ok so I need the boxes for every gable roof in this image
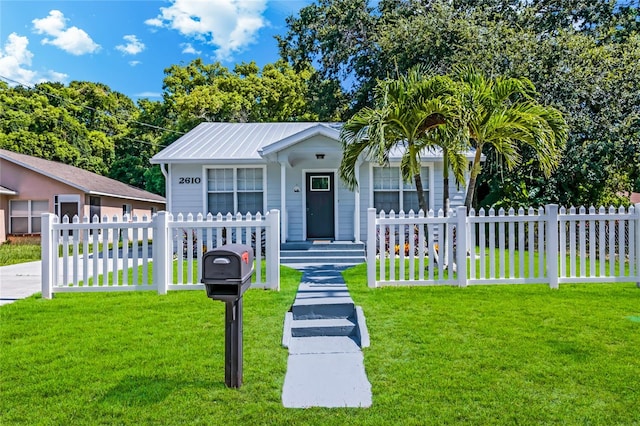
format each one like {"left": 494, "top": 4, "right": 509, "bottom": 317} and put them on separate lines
{"left": 0, "top": 149, "right": 165, "bottom": 204}
{"left": 150, "top": 122, "right": 476, "bottom": 165}
{"left": 151, "top": 122, "right": 341, "bottom": 164}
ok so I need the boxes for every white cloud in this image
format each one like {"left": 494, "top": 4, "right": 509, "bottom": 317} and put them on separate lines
{"left": 146, "top": 0, "right": 268, "bottom": 61}
{"left": 134, "top": 91, "right": 162, "bottom": 99}
{"left": 32, "top": 10, "right": 66, "bottom": 35}
{"left": 181, "top": 43, "right": 201, "bottom": 55}
{"left": 129, "top": 60, "right": 141, "bottom": 67}
{"left": 0, "top": 32, "right": 68, "bottom": 86}
{"left": 32, "top": 10, "right": 100, "bottom": 55}
{"left": 116, "top": 35, "right": 145, "bottom": 55}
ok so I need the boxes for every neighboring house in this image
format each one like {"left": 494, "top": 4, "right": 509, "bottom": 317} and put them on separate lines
{"left": 0, "top": 149, "right": 166, "bottom": 243}
{"left": 150, "top": 122, "right": 473, "bottom": 243}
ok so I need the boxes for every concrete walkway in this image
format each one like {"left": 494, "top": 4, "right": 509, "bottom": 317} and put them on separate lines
{"left": 281, "top": 265, "right": 372, "bottom": 408}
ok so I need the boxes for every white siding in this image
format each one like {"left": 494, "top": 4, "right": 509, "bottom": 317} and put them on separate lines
{"left": 266, "top": 164, "right": 281, "bottom": 212}
{"left": 285, "top": 167, "right": 304, "bottom": 241}
{"left": 278, "top": 135, "right": 346, "bottom": 241}
{"left": 165, "top": 134, "right": 467, "bottom": 243}
{"left": 358, "top": 162, "right": 371, "bottom": 241}
{"left": 169, "top": 164, "right": 204, "bottom": 215}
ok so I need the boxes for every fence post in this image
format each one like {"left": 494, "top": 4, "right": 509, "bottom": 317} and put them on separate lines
{"left": 636, "top": 203, "right": 640, "bottom": 288}
{"left": 367, "top": 208, "right": 377, "bottom": 288}
{"left": 456, "top": 206, "right": 468, "bottom": 288}
{"left": 154, "top": 211, "right": 169, "bottom": 295}
{"left": 267, "top": 209, "right": 281, "bottom": 290}
{"left": 41, "top": 213, "right": 55, "bottom": 299}
{"left": 546, "top": 204, "right": 559, "bottom": 289}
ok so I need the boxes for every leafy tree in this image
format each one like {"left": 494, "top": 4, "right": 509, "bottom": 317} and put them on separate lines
{"left": 280, "top": 0, "right": 639, "bottom": 207}
{"left": 161, "top": 59, "right": 321, "bottom": 125}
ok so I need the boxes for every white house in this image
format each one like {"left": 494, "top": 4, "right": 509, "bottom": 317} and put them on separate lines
{"left": 150, "top": 122, "right": 472, "bottom": 243}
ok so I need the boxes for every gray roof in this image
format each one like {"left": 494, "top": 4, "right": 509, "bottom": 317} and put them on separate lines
{"left": 150, "top": 122, "right": 475, "bottom": 164}
{"left": 0, "top": 149, "right": 165, "bottom": 204}
{"left": 151, "top": 122, "right": 342, "bottom": 164}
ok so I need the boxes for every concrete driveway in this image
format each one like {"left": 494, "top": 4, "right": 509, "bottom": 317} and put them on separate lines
{"left": 0, "top": 261, "right": 42, "bottom": 306}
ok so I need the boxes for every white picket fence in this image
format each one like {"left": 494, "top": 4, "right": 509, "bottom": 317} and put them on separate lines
{"left": 366, "top": 204, "right": 640, "bottom": 288}
{"left": 41, "top": 210, "right": 281, "bottom": 298}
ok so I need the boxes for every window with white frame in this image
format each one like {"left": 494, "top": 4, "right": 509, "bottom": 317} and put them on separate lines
{"left": 372, "top": 166, "right": 429, "bottom": 213}
{"left": 9, "top": 200, "right": 49, "bottom": 234}
{"left": 207, "top": 167, "right": 264, "bottom": 215}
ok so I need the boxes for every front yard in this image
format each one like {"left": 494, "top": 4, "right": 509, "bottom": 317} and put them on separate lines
{"left": 1, "top": 264, "right": 639, "bottom": 425}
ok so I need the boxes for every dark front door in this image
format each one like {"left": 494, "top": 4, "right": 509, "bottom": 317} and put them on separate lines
{"left": 306, "top": 172, "right": 335, "bottom": 239}
{"left": 59, "top": 201, "right": 79, "bottom": 237}
{"left": 60, "top": 202, "right": 79, "bottom": 220}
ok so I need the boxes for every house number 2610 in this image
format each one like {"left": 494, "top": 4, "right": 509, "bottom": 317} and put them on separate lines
{"left": 178, "top": 177, "right": 201, "bottom": 184}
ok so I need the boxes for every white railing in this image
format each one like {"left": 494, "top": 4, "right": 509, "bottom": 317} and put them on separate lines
{"left": 41, "top": 210, "right": 281, "bottom": 298}
{"left": 367, "top": 204, "right": 640, "bottom": 288}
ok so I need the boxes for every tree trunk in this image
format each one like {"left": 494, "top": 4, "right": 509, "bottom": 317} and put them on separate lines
{"left": 443, "top": 148, "right": 450, "bottom": 217}
{"left": 464, "top": 145, "right": 483, "bottom": 209}
{"left": 415, "top": 172, "right": 440, "bottom": 265}
{"left": 415, "top": 173, "right": 428, "bottom": 213}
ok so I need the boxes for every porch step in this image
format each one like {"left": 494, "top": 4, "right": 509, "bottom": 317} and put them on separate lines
{"left": 281, "top": 249, "right": 363, "bottom": 258}
{"left": 281, "top": 242, "right": 365, "bottom": 251}
{"left": 280, "top": 242, "right": 366, "bottom": 266}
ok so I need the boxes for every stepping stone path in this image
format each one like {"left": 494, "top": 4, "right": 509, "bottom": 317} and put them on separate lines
{"left": 281, "top": 265, "right": 372, "bottom": 408}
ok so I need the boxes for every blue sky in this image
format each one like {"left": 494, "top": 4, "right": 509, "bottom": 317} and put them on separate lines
{"left": 0, "top": 0, "right": 312, "bottom": 100}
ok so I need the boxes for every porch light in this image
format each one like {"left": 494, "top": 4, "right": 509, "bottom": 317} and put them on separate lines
{"left": 293, "top": 185, "right": 301, "bottom": 193}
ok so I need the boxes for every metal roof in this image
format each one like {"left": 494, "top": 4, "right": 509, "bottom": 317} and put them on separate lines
{"left": 150, "top": 121, "right": 476, "bottom": 164}
{"left": 0, "top": 149, "right": 165, "bottom": 204}
{"left": 151, "top": 122, "right": 342, "bottom": 164}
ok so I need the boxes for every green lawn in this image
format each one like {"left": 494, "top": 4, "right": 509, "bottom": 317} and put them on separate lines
{"left": 378, "top": 247, "right": 629, "bottom": 281}
{"left": 2, "top": 264, "right": 640, "bottom": 424}
{"left": 0, "top": 237, "right": 41, "bottom": 266}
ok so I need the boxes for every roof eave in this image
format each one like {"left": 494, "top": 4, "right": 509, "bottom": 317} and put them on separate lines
{"left": 88, "top": 191, "right": 166, "bottom": 204}
{"left": 150, "top": 158, "right": 266, "bottom": 165}
{"left": 259, "top": 125, "right": 340, "bottom": 157}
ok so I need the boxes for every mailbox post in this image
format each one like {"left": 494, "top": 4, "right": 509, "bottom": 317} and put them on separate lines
{"left": 201, "top": 244, "right": 254, "bottom": 388}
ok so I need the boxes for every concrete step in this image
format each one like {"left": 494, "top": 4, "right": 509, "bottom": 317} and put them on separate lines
{"left": 292, "top": 298, "right": 355, "bottom": 320}
{"left": 280, "top": 256, "right": 366, "bottom": 264}
{"left": 281, "top": 249, "right": 365, "bottom": 258}
{"left": 280, "top": 242, "right": 366, "bottom": 267}
{"left": 290, "top": 317, "right": 357, "bottom": 338}
{"left": 281, "top": 242, "right": 365, "bottom": 251}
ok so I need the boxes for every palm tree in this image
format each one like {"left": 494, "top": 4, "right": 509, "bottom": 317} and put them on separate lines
{"left": 427, "top": 124, "right": 469, "bottom": 213}
{"left": 339, "top": 66, "right": 460, "bottom": 214}
{"left": 455, "top": 66, "right": 569, "bottom": 209}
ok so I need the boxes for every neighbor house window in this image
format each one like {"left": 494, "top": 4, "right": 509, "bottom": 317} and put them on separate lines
{"left": 372, "top": 166, "right": 429, "bottom": 213}
{"left": 122, "top": 204, "right": 132, "bottom": 217}
{"left": 207, "top": 167, "right": 264, "bottom": 215}
{"left": 9, "top": 200, "right": 49, "bottom": 234}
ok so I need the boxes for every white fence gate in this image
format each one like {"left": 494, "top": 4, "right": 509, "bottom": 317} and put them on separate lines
{"left": 367, "top": 204, "right": 640, "bottom": 288}
{"left": 41, "top": 210, "right": 281, "bottom": 298}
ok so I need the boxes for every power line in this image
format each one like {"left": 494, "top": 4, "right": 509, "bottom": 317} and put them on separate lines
{"left": 0, "top": 100, "right": 167, "bottom": 150}
{"left": 0, "top": 74, "right": 186, "bottom": 137}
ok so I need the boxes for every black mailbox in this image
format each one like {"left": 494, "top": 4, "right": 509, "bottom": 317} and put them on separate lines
{"left": 201, "top": 244, "right": 254, "bottom": 302}
{"left": 201, "top": 243, "right": 255, "bottom": 388}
